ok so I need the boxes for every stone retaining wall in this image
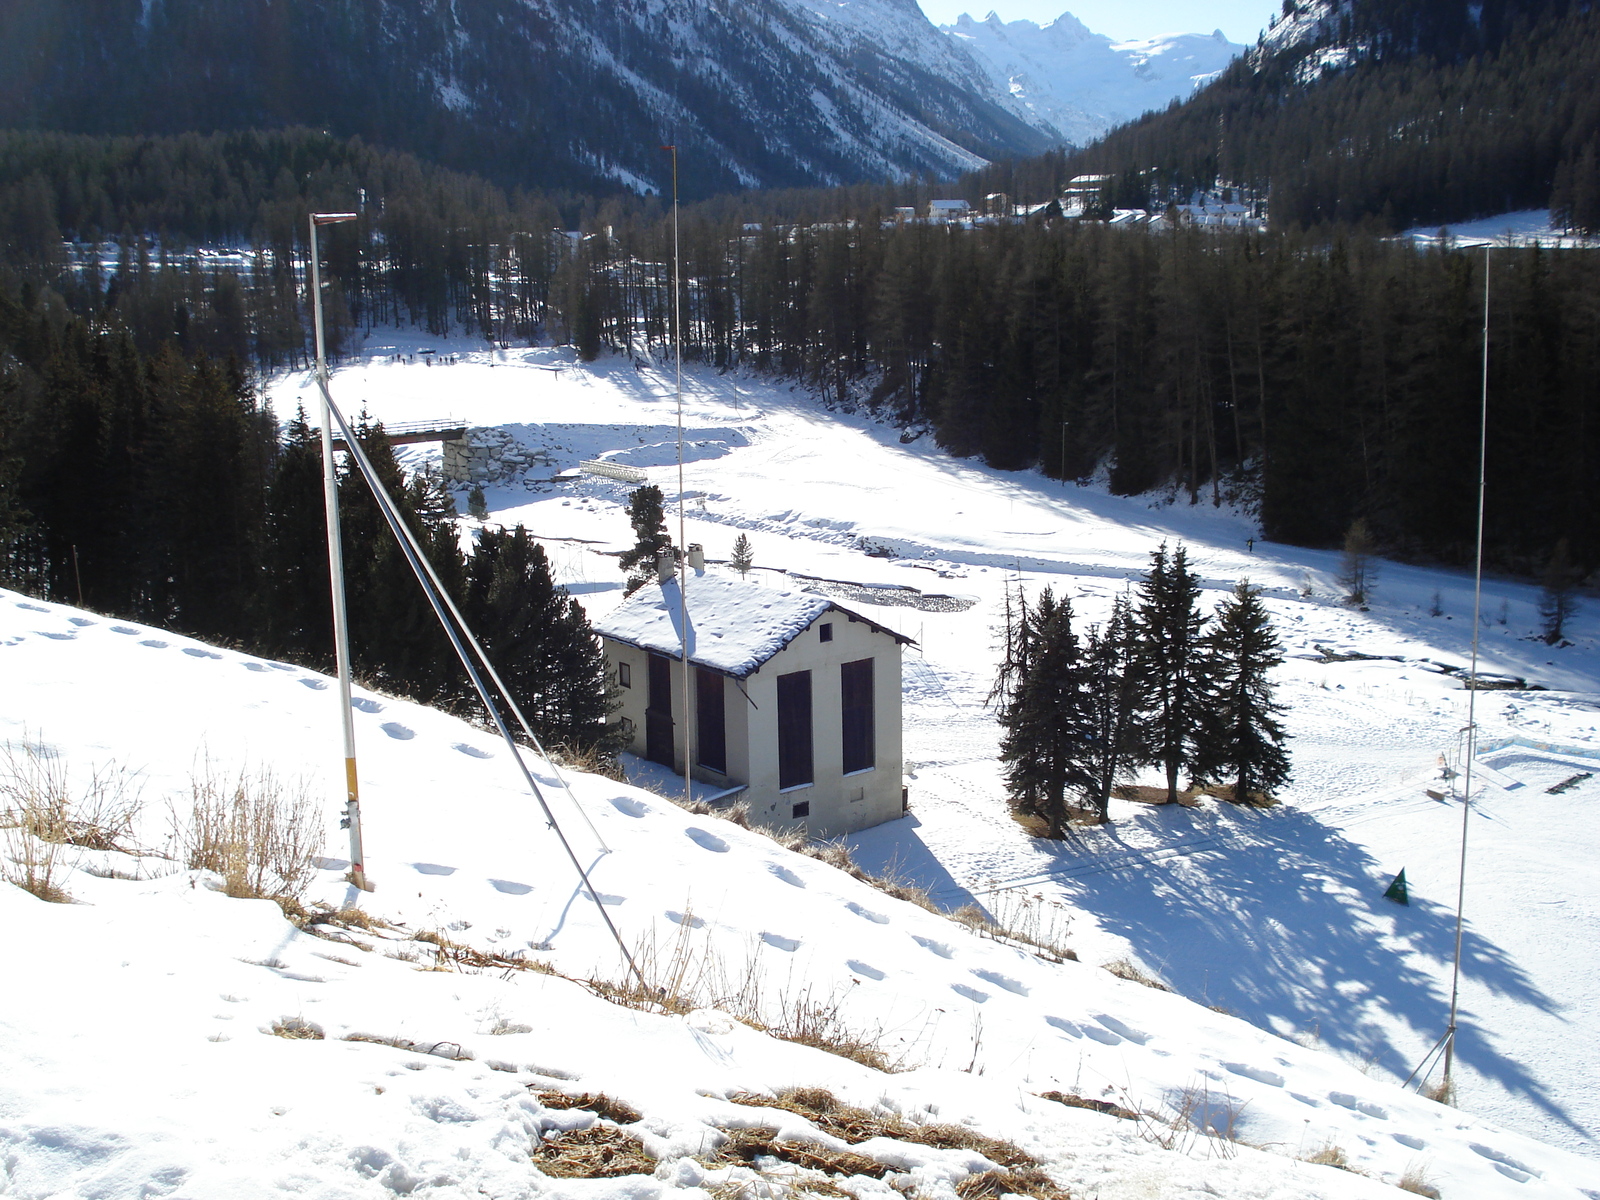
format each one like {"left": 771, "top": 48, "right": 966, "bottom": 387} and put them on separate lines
{"left": 441, "top": 428, "right": 551, "bottom": 485}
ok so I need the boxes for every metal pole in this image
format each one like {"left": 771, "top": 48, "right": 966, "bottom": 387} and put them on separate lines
{"left": 309, "top": 211, "right": 371, "bottom": 892}
{"left": 1441, "top": 244, "right": 1492, "bottom": 1095}
{"left": 664, "top": 145, "right": 692, "bottom": 808}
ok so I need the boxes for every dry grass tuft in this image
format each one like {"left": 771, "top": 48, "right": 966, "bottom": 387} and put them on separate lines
{"left": 730, "top": 1089, "right": 1038, "bottom": 1168}
{"left": 532, "top": 1126, "right": 655, "bottom": 1178}
{"left": 1398, "top": 1164, "right": 1441, "bottom": 1197}
{"left": 533, "top": 1090, "right": 643, "bottom": 1125}
{"left": 1, "top": 741, "right": 145, "bottom": 901}
{"left": 1199, "top": 784, "right": 1279, "bottom": 808}
{"left": 1038, "top": 1091, "right": 1137, "bottom": 1121}
{"left": 174, "top": 761, "right": 322, "bottom": 903}
{"left": 271, "top": 1017, "right": 324, "bottom": 1040}
{"left": 1305, "top": 1143, "right": 1350, "bottom": 1170}
{"left": 955, "top": 1168, "right": 1067, "bottom": 1200}
{"left": 344, "top": 1032, "right": 473, "bottom": 1060}
{"left": 1112, "top": 785, "right": 1203, "bottom": 807}
{"left": 1103, "top": 958, "right": 1171, "bottom": 991}
{"left": 707, "top": 1125, "right": 890, "bottom": 1179}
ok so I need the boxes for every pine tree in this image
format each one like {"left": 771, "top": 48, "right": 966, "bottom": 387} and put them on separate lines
{"left": 463, "top": 525, "right": 619, "bottom": 756}
{"left": 1081, "top": 594, "right": 1145, "bottom": 823}
{"left": 1134, "top": 541, "right": 1214, "bottom": 804}
{"left": 467, "top": 484, "right": 488, "bottom": 521}
{"left": 1538, "top": 537, "right": 1580, "bottom": 644}
{"left": 997, "top": 587, "right": 1096, "bottom": 835}
{"left": 730, "top": 532, "right": 754, "bottom": 578}
{"left": 618, "top": 484, "right": 670, "bottom": 592}
{"left": 258, "top": 406, "right": 332, "bottom": 662}
{"left": 1195, "top": 580, "right": 1291, "bottom": 801}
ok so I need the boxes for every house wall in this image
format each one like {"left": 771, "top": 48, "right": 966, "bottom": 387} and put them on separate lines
{"left": 601, "top": 612, "right": 903, "bottom": 838}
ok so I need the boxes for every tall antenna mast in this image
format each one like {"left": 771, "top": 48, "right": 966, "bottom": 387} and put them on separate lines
{"left": 664, "top": 145, "right": 692, "bottom": 807}
{"left": 1440, "top": 244, "right": 1493, "bottom": 1094}
{"left": 309, "top": 211, "right": 372, "bottom": 893}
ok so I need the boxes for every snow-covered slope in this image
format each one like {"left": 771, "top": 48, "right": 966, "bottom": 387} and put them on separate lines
{"left": 941, "top": 11, "right": 1245, "bottom": 145}
{"left": 5, "top": 585, "right": 1598, "bottom": 1199}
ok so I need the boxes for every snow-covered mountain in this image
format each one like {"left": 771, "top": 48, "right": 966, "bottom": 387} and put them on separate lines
{"left": 0, "top": 0, "right": 1053, "bottom": 195}
{"left": 939, "top": 11, "right": 1246, "bottom": 146}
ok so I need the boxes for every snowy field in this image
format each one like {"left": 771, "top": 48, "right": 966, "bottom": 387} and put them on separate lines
{"left": 2, "top": 327, "right": 1597, "bottom": 1198}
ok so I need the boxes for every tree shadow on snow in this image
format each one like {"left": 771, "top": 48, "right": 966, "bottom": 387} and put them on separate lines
{"left": 1051, "top": 802, "right": 1586, "bottom": 1137}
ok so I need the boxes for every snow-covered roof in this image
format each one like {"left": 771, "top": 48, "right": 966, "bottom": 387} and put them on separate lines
{"left": 592, "top": 574, "right": 911, "bottom": 678}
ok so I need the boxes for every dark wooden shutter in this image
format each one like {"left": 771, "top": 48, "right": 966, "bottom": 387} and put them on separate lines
{"left": 695, "top": 667, "right": 726, "bottom": 773}
{"left": 776, "top": 669, "right": 813, "bottom": 789}
{"left": 841, "top": 657, "right": 875, "bottom": 774}
{"left": 646, "top": 653, "right": 674, "bottom": 767}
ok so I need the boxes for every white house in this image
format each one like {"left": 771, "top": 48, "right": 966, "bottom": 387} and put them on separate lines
{"left": 926, "top": 199, "right": 971, "bottom": 222}
{"left": 593, "top": 560, "right": 912, "bottom": 839}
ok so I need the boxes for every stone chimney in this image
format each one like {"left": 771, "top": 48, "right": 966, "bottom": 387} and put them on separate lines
{"left": 687, "top": 543, "right": 705, "bottom": 572}
{"left": 657, "top": 550, "right": 676, "bottom": 583}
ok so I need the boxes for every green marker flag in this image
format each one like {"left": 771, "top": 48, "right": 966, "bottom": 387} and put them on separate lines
{"left": 1384, "top": 869, "right": 1410, "bottom": 906}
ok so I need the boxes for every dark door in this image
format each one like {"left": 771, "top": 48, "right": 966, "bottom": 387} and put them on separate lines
{"left": 696, "top": 667, "right": 726, "bottom": 774}
{"left": 777, "top": 669, "right": 813, "bottom": 790}
{"left": 646, "top": 653, "right": 674, "bottom": 767}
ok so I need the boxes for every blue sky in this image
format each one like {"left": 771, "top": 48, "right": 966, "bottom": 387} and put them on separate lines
{"left": 915, "top": 0, "right": 1278, "bottom": 43}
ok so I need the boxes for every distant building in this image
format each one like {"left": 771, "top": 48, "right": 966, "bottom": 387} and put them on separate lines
{"left": 593, "top": 558, "right": 912, "bottom": 838}
{"left": 927, "top": 199, "right": 971, "bottom": 222}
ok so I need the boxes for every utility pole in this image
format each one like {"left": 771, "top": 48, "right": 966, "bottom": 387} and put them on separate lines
{"left": 309, "top": 210, "right": 372, "bottom": 893}
{"left": 663, "top": 146, "right": 692, "bottom": 809}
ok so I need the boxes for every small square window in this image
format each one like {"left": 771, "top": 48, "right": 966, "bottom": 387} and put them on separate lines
{"left": 819, "top": 623, "right": 833, "bottom": 643}
{"left": 618, "top": 662, "right": 632, "bottom": 688}
{"left": 791, "top": 801, "right": 810, "bottom": 818}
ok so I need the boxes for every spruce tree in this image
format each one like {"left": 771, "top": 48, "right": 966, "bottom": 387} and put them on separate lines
{"left": 258, "top": 406, "right": 332, "bottom": 662}
{"left": 730, "top": 532, "right": 754, "bottom": 578}
{"left": 463, "top": 525, "right": 619, "bottom": 756}
{"left": 1081, "top": 594, "right": 1146, "bottom": 823}
{"left": 618, "top": 484, "right": 670, "bottom": 592}
{"left": 1134, "top": 541, "right": 1213, "bottom": 804}
{"left": 1196, "top": 580, "right": 1291, "bottom": 801}
{"left": 997, "top": 587, "right": 1096, "bottom": 835}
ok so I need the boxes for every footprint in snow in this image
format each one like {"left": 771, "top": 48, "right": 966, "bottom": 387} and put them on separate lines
{"left": 241, "top": 662, "right": 269, "bottom": 672}
{"left": 971, "top": 968, "right": 1028, "bottom": 997}
{"left": 411, "top": 862, "right": 457, "bottom": 876}
{"left": 845, "top": 901, "right": 888, "bottom": 924}
{"left": 951, "top": 983, "right": 989, "bottom": 1003}
{"left": 139, "top": 639, "right": 168, "bottom": 649}
{"left": 490, "top": 879, "right": 533, "bottom": 895}
{"left": 766, "top": 863, "right": 805, "bottom": 887}
{"left": 1222, "top": 1062, "right": 1284, "bottom": 1088}
{"left": 1045, "top": 1015, "right": 1082, "bottom": 1038}
{"left": 1328, "top": 1091, "right": 1387, "bottom": 1119}
{"left": 182, "top": 647, "right": 222, "bottom": 659}
{"left": 912, "top": 935, "right": 952, "bottom": 958}
{"left": 1081, "top": 1025, "right": 1123, "bottom": 1046}
{"left": 608, "top": 796, "right": 650, "bottom": 818}
{"left": 582, "top": 889, "right": 625, "bottom": 906}
{"left": 110, "top": 626, "right": 140, "bottom": 635}
{"left": 380, "top": 722, "right": 415, "bottom": 741}
{"left": 16, "top": 603, "right": 48, "bottom": 612}
{"left": 268, "top": 662, "right": 296, "bottom": 672}
{"left": 1392, "top": 1134, "right": 1425, "bottom": 1151}
{"left": 351, "top": 697, "right": 384, "bottom": 713}
{"left": 846, "top": 959, "right": 885, "bottom": 980}
{"left": 684, "top": 827, "right": 728, "bottom": 853}
{"left": 298, "top": 678, "right": 328, "bottom": 690}
{"left": 68, "top": 617, "right": 95, "bottom": 626}
{"left": 312, "top": 856, "right": 350, "bottom": 871}
{"left": 761, "top": 931, "right": 799, "bottom": 951}
{"left": 1095, "top": 1015, "right": 1149, "bottom": 1045}
{"left": 36, "top": 631, "right": 76, "bottom": 640}
{"left": 1471, "top": 1145, "right": 1538, "bottom": 1181}
{"left": 452, "top": 742, "right": 492, "bottom": 759}
{"left": 668, "top": 910, "right": 706, "bottom": 929}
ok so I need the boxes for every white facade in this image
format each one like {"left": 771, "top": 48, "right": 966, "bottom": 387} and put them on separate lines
{"left": 594, "top": 573, "right": 910, "bottom": 839}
